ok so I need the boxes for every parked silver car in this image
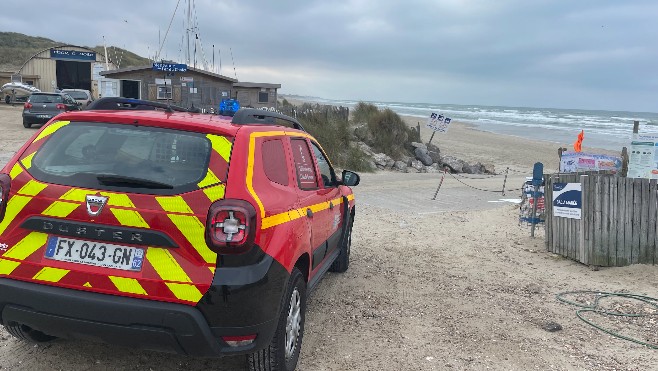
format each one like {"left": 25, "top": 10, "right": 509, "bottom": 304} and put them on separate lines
{"left": 61, "top": 89, "right": 94, "bottom": 108}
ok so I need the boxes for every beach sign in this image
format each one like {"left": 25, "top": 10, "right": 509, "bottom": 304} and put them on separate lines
{"left": 628, "top": 133, "right": 658, "bottom": 179}
{"left": 426, "top": 112, "right": 452, "bottom": 133}
{"left": 552, "top": 183, "right": 582, "bottom": 219}
{"left": 559, "top": 152, "right": 622, "bottom": 174}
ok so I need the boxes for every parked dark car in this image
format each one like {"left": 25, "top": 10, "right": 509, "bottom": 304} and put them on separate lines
{"left": 22, "top": 92, "right": 81, "bottom": 128}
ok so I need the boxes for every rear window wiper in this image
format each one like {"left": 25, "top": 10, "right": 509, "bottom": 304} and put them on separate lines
{"left": 96, "top": 175, "right": 174, "bottom": 189}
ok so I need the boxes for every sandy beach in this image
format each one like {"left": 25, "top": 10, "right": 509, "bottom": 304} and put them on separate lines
{"left": 0, "top": 102, "right": 656, "bottom": 370}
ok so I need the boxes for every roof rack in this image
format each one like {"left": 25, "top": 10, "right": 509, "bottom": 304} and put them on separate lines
{"left": 85, "top": 97, "right": 189, "bottom": 113}
{"left": 231, "top": 108, "right": 305, "bottom": 131}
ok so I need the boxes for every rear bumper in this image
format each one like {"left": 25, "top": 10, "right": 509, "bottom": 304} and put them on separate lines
{"left": 22, "top": 112, "right": 53, "bottom": 124}
{"left": 0, "top": 253, "right": 289, "bottom": 357}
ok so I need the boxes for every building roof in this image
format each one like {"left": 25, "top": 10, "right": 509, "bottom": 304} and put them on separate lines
{"left": 233, "top": 82, "right": 281, "bottom": 89}
{"left": 100, "top": 65, "right": 238, "bottom": 83}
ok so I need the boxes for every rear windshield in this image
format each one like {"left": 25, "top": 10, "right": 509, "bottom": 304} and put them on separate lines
{"left": 30, "top": 94, "right": 63, "bottom": 103}
{"left": 66, "top": 91, "right": 88, "bottom": 99}
{"left": 30, "top": 122, "right": 216, "bottom": 195}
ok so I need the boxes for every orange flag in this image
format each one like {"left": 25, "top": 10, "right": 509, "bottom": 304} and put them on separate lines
{"left": 573, "top": 130, "right": 584, "bottom": 152}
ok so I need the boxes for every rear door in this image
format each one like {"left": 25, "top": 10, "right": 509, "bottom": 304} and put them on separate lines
{"left": 0, "top": 120, "right": 232, "bottom": 305}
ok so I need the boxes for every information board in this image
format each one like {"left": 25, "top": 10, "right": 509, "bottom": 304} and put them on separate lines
{"left": 628, "top": 134, "right": 658, "bottom": 179}
{"left": 552, "top": 183, "right": 582, "bottom": 219}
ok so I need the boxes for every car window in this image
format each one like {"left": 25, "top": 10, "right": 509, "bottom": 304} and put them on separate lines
{"left": 30, "top": 95, "right": 63, "bottom": 103}
{"left": 310, "top": 141, "right": 336, "bottom": 187}
{"left": 30, "top": 122, "right": 215, "bottom": 195}
{"left": 262, "top": 138, "right": 289, "bottom": 186}
{"left": 290, "top": 138, "right": 318, "bottom": 190}
{"left": 63, "top": 94, "right": 76, "bottom": 104}
{"left": 66, "top": 91, "right": 89, "bottom": 100}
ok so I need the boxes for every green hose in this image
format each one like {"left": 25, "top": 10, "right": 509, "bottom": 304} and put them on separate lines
{"left": 556, "top": 290, "right": 658, "bottom": 349}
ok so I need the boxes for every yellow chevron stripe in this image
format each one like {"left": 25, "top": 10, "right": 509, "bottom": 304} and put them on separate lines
{"left": 20, "top": 152, "right": 36, "bottom": 169}
{"left": 109, "top": 276, "right": 148, "bottom": 295}
{"left": 207, "top": 134, "right": 232, "bottom": 162}
{"left": 0, "top": 195, "right": 32, "bottom": 235}
{"left": 33, "top": 267, "right": 69, "bottom": 282}
{"left": 156, "top": 196, "right": 194, "bottom": 214}
{"left": 83, "top": 282, "right": 92, "bottom": 287}
{"left": 347, "top": 194, "right": 355, "bottom": 201}
{"left": 203, "top": 184, "right": 225, "bottom": 202}
{"left": 208, "top": 266, "right": 215, "bottom": 274}
{"left": 100, "top": 192, "right": 135, "bottom": 208}
{"left": 3, "top": 232, "right": 48, "bottom": 260}
{"left": 42, "top": 201, "right": 79, "bottom": 217}
{"left": 146, "top": 248, "right": 193, "bottom": 283}
{"left": 166, "top": 214, "right": 216, "bottom": 263}
{"left": 33, "top": 120, "right": 70, "bottom": 142}
{"left": 110, "top": 209, "right": 149, "bottom": 228}
{"left": 165, "top": 282, "right": 203, "bottom": 303}
{"left": 197, "top": 168, "right": 220, "bottom": 188}
{"left": 0, "top": 259, "right": 20, "bottom": 275}
{"left": 9, "top": 163, "right": 22, "bottom": 179}
{"left": 261, "top": 196, "right": 347, "bottom": 230}
{"left": 17, "top": 179, "right": 47, "bottom": 196}
{"left": 59, "top": 188, "right": 88, "bottom": 202}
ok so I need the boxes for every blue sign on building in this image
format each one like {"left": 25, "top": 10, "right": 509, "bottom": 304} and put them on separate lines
{"left": 50, "top": 49, "right": 97, "bottom": 61}
{"left": 152, "top": 63, "right": 188, "bottom": 72}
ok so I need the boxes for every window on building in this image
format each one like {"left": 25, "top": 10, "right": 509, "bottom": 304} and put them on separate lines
{"left": 258, "top": 91, "right": 269, "bottom": 103}
{"left": 157, "top": 85, "right": 172, "bottom": 100}
{"left": 24, "top": 80, "right": 34, "bottom": 86}
{"left": 262, "top": 139, "right": 289, "bottom": 186}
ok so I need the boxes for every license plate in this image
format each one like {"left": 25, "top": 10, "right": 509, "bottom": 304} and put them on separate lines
{"left": 36, "top": 114, "right": 51, "bottom": 119}
{"left": 45, "top": 236, "right": 144, "bottom": 271}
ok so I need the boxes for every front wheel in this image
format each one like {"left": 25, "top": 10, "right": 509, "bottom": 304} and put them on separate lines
{"left": 247, "top": 267, "right": 306, "bottom": 371}
{"left": 330, "top": 213, "right": 353, "bottom": 273}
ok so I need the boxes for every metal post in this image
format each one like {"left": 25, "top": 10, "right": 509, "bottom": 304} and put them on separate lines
{"left": 530, "top": 185, "right": 539, "bottom": 237}
{"left": 501, "top": 167, "right": 509, "bottom": 196}
{"left": 432, "top": 168, "right": 447, "bottom": 200}
{"left": 428, "top": 131, "right": 436, "bottom": 145}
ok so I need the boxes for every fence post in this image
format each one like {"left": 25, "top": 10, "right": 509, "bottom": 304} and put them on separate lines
{"left": 432, "top": 168, "right": 448, "bottom": 200}
{"left": 501, "top": 167, "right": 509, "bottom": 196}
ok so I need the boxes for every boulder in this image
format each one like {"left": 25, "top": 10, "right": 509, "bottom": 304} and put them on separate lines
{"left": 426, "top": 142, "right": 440, "bottom": 154}
{"left": 406, "top": 167, "right": 419, "bottom": 173}
{"left": 483, "top": 163, "right": 496, "bottom": 174}
{"left": 354, "top": 125, "right": 374, "bottom": 146}
{"left": 442, "top": 156, "right": 464, "bottom": 173}
{"left": 414, "top": 147, "right": 434, "bottom": 166}
{"left": 410, "top": 142, "right": 427, "bottom": 150}
{"left": 425, "top": 165, "right": 440, "bottom": 173}
{"left": 373, "top": 153, "right": 394, "bottom": 169}
{"left": 386, "top": 158, "right": 396, "bottom": 169}
{"left": 426, "top": 143, "right": 441, "bottom": 164}
{"left": 410, "top": 160, "right": 425, "bottom": 172}
{"left": 393, "top": 161, "right": 408, "bottom": 172}
{"left": 357, "top": 141, "right": 375, "bottom": 157}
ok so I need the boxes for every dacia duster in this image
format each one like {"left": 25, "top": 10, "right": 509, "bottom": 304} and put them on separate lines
{"left": 0, "top": 99, "right": 359, "bottom": 371}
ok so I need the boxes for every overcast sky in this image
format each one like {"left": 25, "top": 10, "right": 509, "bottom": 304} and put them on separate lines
{"left": 2, "top": 0, "right": 656, "bottom": 112}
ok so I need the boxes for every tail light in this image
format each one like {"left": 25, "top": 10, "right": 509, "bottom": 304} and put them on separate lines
{"left": 205, "top": 199, "right": 256, "bottom": 254}
{"left": 0, "top": 174, "right": 11, "bottom": 223}
{"left": 24, "top": 102, "right": 32, "bottom": 109}
{"left": 56, "top": 103, "right": 66, "bottom": 110}
{"left": 222, "top": 334, "right": 257, "bottom": 347}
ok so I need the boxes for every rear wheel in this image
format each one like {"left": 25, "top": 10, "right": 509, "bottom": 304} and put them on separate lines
{"left": 4, "top": 323, "right": 56, "bottom": 343}
{"left": 247, "top": 267, "right": 306, "bottom": 371}
{"left": 330, "top": 213, "right": 353, "bottom": 273}
{"left": 4, "top": 95, "right": 10, "bottom": 104}
{"left": 22, "top": 120, "right": 31, "bottom": 128}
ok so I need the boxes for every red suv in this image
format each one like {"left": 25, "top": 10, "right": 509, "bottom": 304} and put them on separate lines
{"left": 0, "top": 100, "right": 359, "bottom": 371}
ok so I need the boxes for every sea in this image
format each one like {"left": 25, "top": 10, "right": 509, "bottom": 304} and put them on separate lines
{"left": 297, "top": 97, "right": 658, "bottom": 152}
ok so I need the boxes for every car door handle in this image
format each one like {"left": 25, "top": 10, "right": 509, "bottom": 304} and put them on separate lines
{"left": 329, "top": 202, "right": 334, "bottom": 210}
{"left": 306, "top": 208, "right": 313, "bottom": 218}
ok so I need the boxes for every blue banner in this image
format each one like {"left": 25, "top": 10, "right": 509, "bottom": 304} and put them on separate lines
{"left": 50, "top": 49, "right": 96, "bottom": 61}
{"left": 152, "top": 63, "right": 188, "bottom": 72}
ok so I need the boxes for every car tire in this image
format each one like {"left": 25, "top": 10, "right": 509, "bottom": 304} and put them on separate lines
{"left": 22, "top": 120, "right": 31, "bottom": 128}
{"left": 4, "top": 95, "right": 9, "bottom": 104}
{"left": 329, "top": 213, "right": 353, "bottom": 273}
{"left": 4, "top": 323, "right": 56, "bottom": 343}
{"left": 247, "top": 267, "right": 306, "bottom": 371}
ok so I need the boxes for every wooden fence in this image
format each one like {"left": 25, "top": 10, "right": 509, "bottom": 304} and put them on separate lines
{"left": 545, "top": 173, "right": 658, "bottom": 267}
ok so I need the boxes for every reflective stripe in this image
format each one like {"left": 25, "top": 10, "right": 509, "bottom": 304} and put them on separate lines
{"left": 156, "top": 196, "right": 194, "bottom": 214}
{"left": 208, "top": 266, "right": 215, "bottom": 274}
{"left": 207, "top": 134, "right": 232, "bottom": 162}
{"left": 0, "top": 259, "right": 20, "bottom": 275}
{"left": 0, "top": 195, "right": 32, "bottom": 235}
{"left": 146, "top": 248, "right": 193, "bottom": 283}
{"left": 83, "top": 282, "right": 92, "bottom": 287}
{"left": 166, "top": 214, "right": 216, "bottom": 263}
{"left": 203, "top": 184, "right": 225, "bottom": 202}
{"left": 261, "top": 196, "right": 346, "bottom": 230}
{"left": 59, "top": 188, "right": 88, "bottom": 202}
{"left": 109, "top": 276, "right": 148, "bottom": 295}
{"left": 3, "top": 232, "right": 48, "bottom": 260}
{"left": 165, "top": 282, "right": 203, "bottom": 303}
{"left": 246, "top": 131, "right": 286, "bottom": 217}
{"left": 42, "top": 201, "right": 79, "bottom": 217}
{"left": 20, "top": 152, "right": 36, "bottom": 169}
{"left": 110, "top": 209, "right": 150, "bottom": 228}
{"left": 347, "top": 194, "right": 355, "bottom": 201}
{"left": 101, "top": 193, "right": 136, "bottom": 208}
{"left": 197, "top": 169, "right": 220, "bottom": 188}
{"left": 17, "top": 179, "right": 47, "bottom": 196}
{"left": 9, "top": 163, "right": 22, "bottom": 179}
{"left": 33, "top": 120, "right": 70, "bottom": 143}
{"left": 33, "top": 267, "right": 69, "bottom": 282}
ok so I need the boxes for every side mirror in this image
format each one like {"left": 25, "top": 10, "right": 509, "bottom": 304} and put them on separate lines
{"left": 341, "top": 170, "right": 360, "bottom": 187}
